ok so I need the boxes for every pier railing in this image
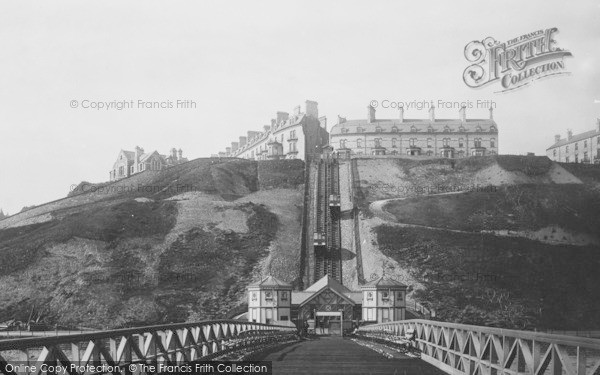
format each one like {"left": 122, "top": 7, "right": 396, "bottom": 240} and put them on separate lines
{"left": 0, "top": 320, "right": 296, "bottom": 375}
{"left": 357, "top": 319, "right": 600, "bottom": 375}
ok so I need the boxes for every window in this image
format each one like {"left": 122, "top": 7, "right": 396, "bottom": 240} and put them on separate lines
{"left": 392, "top": 138, "right": 397, "bottom": 148}
{"left": 476, "top": 126, "right": 482, "bottom": 132}
{"left": 376, "top": 126, "right": 383, "bottom": 133}
{"left": 584, "top": 140, "right": 587, "bottom": 148}
{"left": 584, "top": 152, "right": 589, "bottom": 162}
{"left": 553, "top": 149, "right": 556, "bottom": 157}
{"left": 265, "top": 291, "right": 273, "bottom": 300}
{"left": 427, "top": 150, "right": 433, "bottom": 156}
{"left": 374, "top": 138, "right": 382, "bottom": 148}
{"left": 392, "top": 126, "right": 399, "bottom": 133}
{"left": 490, "top": 126, "right": 497, "bottom": 132}
{"left": 427, "top": 138, "right": 432, "bottom": 148}
{"left": 566, "top": 145, "right": 569, "bottom": 152}
{"left": 281, "top": 291, "right": 288, "bottom": 301}
{"left": 396, "top": 291, "right": 404, "bottom": 301}
{"left": 367, "top": 292, "right": 374, "bottom": 301}
{"left": 410, "top": 126, "right": 417, "bottom": 132}
{"left": 251, "top": 292, "right": 257, "bottom": 301}
{"left": 280, "top": 315, "right": 289, "bottom": 321}
{"left": 491, "top": 138, "right": 495, "bottom": 148}
{"left": 428, "top": 126, "right": 434, "bottom": 133}
{"left": 474, "top": 138, "right": 482, "bottom": 148}
{"left": 341, "top": 128, "right": 349, "bottom": 134}
{"left": 130, "top": 166, "right": 134, "bottom": 174}
{"left": 340, "top": 139, "right": 347, "bottom": 149}
{"left": 357, "top": 127, "right": 364, "bottom": 133}
{"left": 575, "top": 143, "right": 579, "bottom": 151}
{"left": 459, "top": 138, "right": 464, "bottom": 148}
{"left": 410, "top": 138, "right": 416, "bottom": 146}
{"left": 382, "top": 291, "right": 390, "bottom": 300}
{"left": 119, "top": 166, "right": 124, "bottom": 176}
{"left": 382, "top": 308, "right": 389, "bottom": 322}
{"left": 566, "top": 156, "right": 570, "bottom": 163}
{"left": 443, "top": 138, "right": 450, "bottom": 147}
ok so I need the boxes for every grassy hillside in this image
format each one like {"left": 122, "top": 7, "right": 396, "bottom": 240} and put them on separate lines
{"left": 0, "top": 158, "right": 304, "bottom": 329}
{"left": 352, "top": 156, "right": 600, "bottom": 330}
{"left": 375, "top": 225, "right": 600, "bottom": 330}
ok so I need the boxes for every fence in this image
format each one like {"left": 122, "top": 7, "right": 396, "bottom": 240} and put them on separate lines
{"left": 357, "top": 319, "right": 600, "bottom": 375}
{"left": 0, "top": 320, "right": 296, "bottom": 375}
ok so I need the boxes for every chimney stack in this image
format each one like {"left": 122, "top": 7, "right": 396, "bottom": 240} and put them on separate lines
{"left": 270, "top": 119, "right": 276, "bottom": 131}
{"left": 263, "top": 125, "right": 270, "bottom": 133}
{"left": 554, "top": 134, "right": 561, "bottom": 143}
{"left": 231, "top": 142, "right": 239, "bottom": 152}
{"left": 489, "top": 107, "right": 494, "bottom": 120}
{"left": 319, "top": 116, "right": 327, "bottom": 131}
{"left": 429, "top": 106, "right": 435, "bottom": 122}
{"left": 294, "top": 105, "right": 301, "bottom": 116}
{"left": 305, "top": 100, "right": 318, "bottom": 118}
{"left": 567, "top": 129, "right": 573, "bottom": 140}
{"left": 225, "top": 147, "right": 231, "bottom": 155}
{"left": 597, "top": 118, "right": 600, "bottom": 132}
{"left": 171, "top": 148, "right": 177, "bottom": 159}
{"left": 459, "top": 105, "right": 466, "bottom": 122}
{"left": 399, "top": 105, "right": 404, "bottom": 123}
{"left": 367, "top": 104, "right": 376, "bottom": 123}
{"left": 239, "top": 136, "right": 247, "bottom": 147}
{"left": 247, "top": 131, "right": 260, "bottom": 142}
{"left": 178, "top": 149, "right": 183, "bottom": 160}
{"left": 276, "top": 111, "right": 289, "bottom": 125}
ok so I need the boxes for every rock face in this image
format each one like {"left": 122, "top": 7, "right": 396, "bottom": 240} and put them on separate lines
{"left": 0, "top": 158, "right": 305, "bottom": 329}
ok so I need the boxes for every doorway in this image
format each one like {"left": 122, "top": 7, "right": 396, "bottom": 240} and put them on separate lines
{"left": 315, "top": 311, "right": 343, "bottom": 336}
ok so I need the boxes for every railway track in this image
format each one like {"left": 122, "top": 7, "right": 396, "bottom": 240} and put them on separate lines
{"left": 313, "top": 157, "right": 342, "bottom": 282}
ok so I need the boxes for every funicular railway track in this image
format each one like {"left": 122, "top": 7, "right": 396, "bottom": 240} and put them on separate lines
{"left": 314, "top": 157, "right": 342, "bottom": 282}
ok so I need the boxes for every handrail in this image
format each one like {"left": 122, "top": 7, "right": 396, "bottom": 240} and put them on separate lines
{"left": 0, "top": 320, "right": 296, "bottom": 374}
{"left": 357, "top": 319, "right": 600, "bottom": 375}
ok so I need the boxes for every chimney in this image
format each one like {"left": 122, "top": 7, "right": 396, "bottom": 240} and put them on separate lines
{"left": 367, "top": 104, "right": 376, "bottom": 123}
{"left": 554, "top": 134, "right": 561, "bottom": 143}
{"left": 294, "top": 105, "right": 301, "bottom": 116}
{"left": 597, "top": 118, "right": 600, "bottom": 132}
{"left": 399, "top": 106, "right": 404, "bottom": 123}
{"left": 489, "top": 107, "right": 494, "bottom": 120}
{"left": 171, "top": 147, "right": 177, "bottom": 159}
{"left": 178, "top": 148, "right": 183, "bottom": 160}
{"left": 319, "top": 116, "right": 327, "bottom": 131}
{"left": 270, "top": 119, "right": 276, "bottom": 131}
{"left": 263, "top": 125, "right": 270, "bottom": 133}
{"left": 459, "top": 105, "right": 466, "bottom": 122}
{"left": 225, "top": 147, "right": 231, "bottom": 155}
{"left": 134, "top": 146, "right": 144, "bottom": 173}
{"left": 239, "top": 136, "right": 247, "bottom": 147}
{"left": 276, "top": 111, "right": 289, "bottom": 125}
{"left": 567, "top": 129, "right": 573, "bottom": 140}
{"left": 247, "top": 131, "right": 260, "bottom": 142}
{"left": 337, "top": 115, "right": 346, "bottom": 124}
{"left": 429, "top": 106, "right": 435, "bottom": 122}
{"left": 231, "top": 142, "right": 239, "bottom": 152}
{"left": 305, "top": 100, "right": 318, "bottom": 118}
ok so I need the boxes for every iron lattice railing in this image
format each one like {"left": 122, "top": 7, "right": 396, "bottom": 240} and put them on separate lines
{"left": 0, "top": 320, "right": 296, "bottom": 375}
{"left": 357, "top": 319, "right": 600, "bottom": 375}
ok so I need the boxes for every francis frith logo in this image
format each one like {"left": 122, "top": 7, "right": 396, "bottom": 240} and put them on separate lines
{"left": 463, "top": 27, "right": 572, "bottom": 92}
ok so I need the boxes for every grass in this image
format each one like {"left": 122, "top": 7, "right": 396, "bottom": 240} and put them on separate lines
{"left": 375, "top": 225, "right": 600, "bottom": 330}
{"left": 383, "top": 184, "right": 600, "bottom": 234}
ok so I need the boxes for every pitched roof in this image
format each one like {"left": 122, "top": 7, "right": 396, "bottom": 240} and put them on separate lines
{"left": 248, "top": 275, "right": 292, "bottom": 289}
{"left": 547, "top": 129, "right": 600, "bottom": 150}
{"left": 305, "top": 275, "right": 351, "bottom": 294}
{"left": 330, "top": 118, "right": 497, "bottom": 135}
{"left": 362, "top": 276, "right": 407, "bottom": 289}
{"left": 121, "top": 150, "right": 135, "bottom": 160}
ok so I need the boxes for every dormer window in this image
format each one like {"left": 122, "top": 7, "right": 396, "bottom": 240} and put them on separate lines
{"left": 459, "top": 126, "right": 466, "bottom": 132}
{"left": 357, "top": 127, "right": 364, "bottom": 133}
{"left": 444, "top": 126, "right": 451, "bottom": 132}
{"left": 392, "top": 126, "right": 399, "bottom": 133}
{"left": 428, "top": 127, "right": 434, "bottom": 133}
{"left": 476, "top": 126, "right": 482, "bottom": 132}
{"left": 342, "top": 128, "right": 349, "bottom": 134}
{"left": 376, "top": 126, "right": 383, "bottom": 133}
{"left": 410, "top": 126, "right": 417, "bottom": 132}
{"left": 490, "top": 126, "right": 497, "bottom": 132}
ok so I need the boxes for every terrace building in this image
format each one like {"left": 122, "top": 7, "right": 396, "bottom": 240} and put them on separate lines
{"left": 546, "top": 119, "right": 600, "bottom": 163}
{"left": 219, "top": 100, "right": 329, "bottom": 162}
{"left": 329, "top": 105, "right": 498, "bottom": 158}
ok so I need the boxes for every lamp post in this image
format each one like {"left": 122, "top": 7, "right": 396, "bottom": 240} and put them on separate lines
{"left": 339, "top": 308, "right": 344, "bottom": 337}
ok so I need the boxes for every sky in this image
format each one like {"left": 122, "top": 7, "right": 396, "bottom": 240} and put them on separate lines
{"left": 0, "top": 0, "right": 599, "bottom": 214}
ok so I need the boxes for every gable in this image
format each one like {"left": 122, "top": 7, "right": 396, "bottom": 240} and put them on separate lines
{"left": 299, "top": 286, "right": 356, "bottom": 307}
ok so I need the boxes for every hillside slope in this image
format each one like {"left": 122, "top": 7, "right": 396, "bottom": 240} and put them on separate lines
{"left": 351, "top": 155, "right": 600, "bottom": 330}
{"left": 0, "top": 158, "right": 305, "bottom": 329}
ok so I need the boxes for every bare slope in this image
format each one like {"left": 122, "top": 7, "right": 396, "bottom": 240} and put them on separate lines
{"left": 0, "top": 158, "right": 305, "bottom": 329}
{"left": 352, "top": 155, "right": 600, "bottom": 330}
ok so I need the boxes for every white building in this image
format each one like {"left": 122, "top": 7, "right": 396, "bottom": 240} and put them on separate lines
{"left": 247, "top": 276, "right": 292, "bottom": 324}
{"left": 220, "top": 100, "right": 329, "bottom": 161}
{"left": 361, "top": 276, "right": 407, "bottom": 323}
{"left": 330, "top": 105, "right": 498, "bottom": 158}
{"left": 546, "top": 120, "right": 600, "bottom": 163}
